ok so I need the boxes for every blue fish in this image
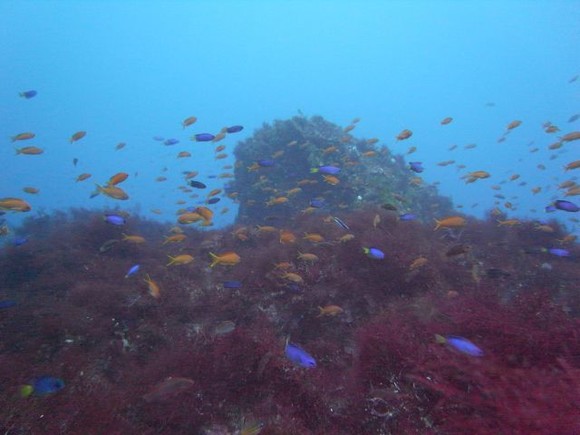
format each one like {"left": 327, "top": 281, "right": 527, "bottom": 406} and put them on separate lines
{"left": 125, "top": 264, "right": 140, "bottom": 278}
{"left": 21, "top": 376, "right": 65, "bottom": 397}
{"left": 189, "top": 180, "right": 207, "bottom": 189}
{"left": 194, "top": 133, "right": 215, "bottom": 142}
{"left": 544, "top": 205, "right": 557, "bottom": 213}
{"left": 309, "top": 198, "right": 326, "bottom": 208}
{"left": 104, "top": 214, "right": 126, "bottom": 226}
{"left": 554, "top": 200, "right": 579, "bottom": 213}
{"left": 546, "top": 248, "right": 570, "bottom": 257}
{"left": 223, "top": 280, "right": 242, "bottom": 289}
{"left": 163, "top": 138, "right": 179, "bottom": 146}
{"left": 409, "top": 162, "right": 424, "bottom": 173}
{"left": 310, "top": 165, "right": 340, "bottom": 175}
{"left": 438, "top": 335, "right": 484, "bottom": 357}
{"left": 363, "top": 247, "right": 385, "bottom": 260}
{"left": 258, "top": 159, "right": 275, "bottom": 167}
{"left": 226, "top": 125, "right": 244, "bottom": 133}
{"left": 19, "top": 90, "right": 37, "bottom": 99}
{"left": 285, "top": 341, "right": 316, "bottom": 368}
{"left": 12, "top": 236, "right": 29, "bottom": 247}
{"left": 0, "top": 300, "right": 17, "bottom": 309}
{"left": 399, "top": 213, "right": 417, "bottom": 221}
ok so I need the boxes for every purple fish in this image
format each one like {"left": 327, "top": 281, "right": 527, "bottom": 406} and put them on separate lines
{"left": 223, "top": 280, "right": 242, "bottom": 289}
{"left": 189, "top": 180, "right": 207, "bottom": 189}
{"left": 163, "top": 138, "right": 179, "bottom": 146}
{"left": 363, "top": 247, "right": 385, "bottom": 260}
{"left": 445, "top": 336, "right": 484, "bottom": 357}
{"left": 409, "top": 162, "right": 424, "bottom": 173}
{"left": 399, "top": 213, "right": 417, "bottom": 221}
{"left": 311, "top": 165, "right": 340, "bottom": 175}
{"left": 125, "top": 264, "right": 140, "bottom": 278}
{"left": 285, "top": 342, "right": 316, "bottom": 368}
{"left": 547, "top": 248, "right": 570, "bottom": 257}
{"left": 258, "top": 159, "right": 275, "bottom": 167}
{"left": 554, "top": 200, "right": 579, "bottom": 212}
{"left": 104, "top": 214, "right": 126, "bottom": 226}
{"left": 19, "top": 90, "right": 37, "bottom": 99}
{"left": 207, "top": 197, "right": 220, "bottom": 204}
{"left": 194, "top": 133, "right": 215, "bottom": 142}
{"left": 226, "top": 125, "right": 244, "bottom": 133}
{"left": 309, "top": 198, "right": 325, "bottom": 208}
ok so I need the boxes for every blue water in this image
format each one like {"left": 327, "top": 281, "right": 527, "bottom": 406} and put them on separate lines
{"left": 2, "top": 1, "right": 579, "bottom": 231}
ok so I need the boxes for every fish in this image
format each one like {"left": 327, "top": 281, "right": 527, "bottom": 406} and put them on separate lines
{"left": 164, "top": 138, "right": 179, "bottom": 146}
{"left": 363, "top": 247, "right": 385, "bottom": 260}
{"left": 193, "top": 133, "right": 215, "bottom": 142}
{"left": 396, "top": 129, "right": 413, "bottom": 141}
{"left": 435, "top": 335, "right": 484, "bottom": 357}
{"left": 209, "top": 251, "right": 241, "bottom": 267}
{"left": 11, "top": 132, "right": 35, "bottom": 142}
{"left": 143, "top": 377, "right": 194, "bottom": 403}
{"left": 95, "top": 184, "right": 129, "bottom": 200}
{"left": 0, "top": 300, "right": 17, "bottom": 309}
{"left": 409, "top": 162, "right": 424, "bottom": 173}
{"left": 0, "top": 198, "right": 31, "bottom": 212}
{"left": 434, "top": 216, "right": 466, "bottom": 230}
{"left": 440, "top": 117, "right": 453, "bottom": 125}
{"left": 125, "top": 264, "right": 140, "bottom": 278}
{"left": 70, "top": 131, "right": 87, "bottom": 143}
{"left": 189, "top": 180, "right": 207, "bottom": 189}
{"left": 167, "top": 254, "right": 194, "bottom": 266}
{"left": 20, "top": 376, "right": 65, "bottom": 397}
{"left": 309, "top": 198, "right": 326, "bottom": 208}
{"left": 285, "top": 340, "right": 316, "bottom": 368}
{"left": 144, "top": 274, "right": 161, "bottom": 298}
{"left": 104, "top": 214, "right": 126, "bottom": 226}
{"left": 226, "top": 125, "right": 244, "bottom": 133}
{"left": 399, "top": 213, "right": 417, "bottom": 221}
{"left": 19, "top": 90, "right": 37, "bottom": 99}
{"left": 223, "top": 280, "right": 242, "bottom": 289}
{"left": 545, "top": 248, "right": 570, "bottom": 257}
{"left": 554, "top": 200, "right": 579, "bottom": 212}
{"left": 317, "top": 305, "right": 344, "bottom": 316}
{"left": 22, "top": 187, "right": 39, "bottom": 194}
{"left": 98, "top": 239, "right": 119, "bottom": 253}
{"left": 16, "top": 146, "right": 44, "bottom": 155}
{"left": 564, "top": 160, "right": 580, "bottom": 171}
{"left": 182, "top": 116, "right": 197, "bottom": 128}
{"left": 122, "top": 234, "right": 146, "bottom": 244}
{"left": 331, "top": 216, "right": 350, "bottom": 230}
{"left": 213, "top": 320, "right": 236, "bottom": 336}
{"left": 310, "top": 165, "right": 341, "bottom": 175}
{"left": 76, "top": 173, "right": 91, "bottom": 182}
{"left": 506, "top": 120, "right": 522, "bottom": 130}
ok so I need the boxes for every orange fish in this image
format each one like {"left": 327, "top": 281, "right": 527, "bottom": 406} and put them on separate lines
{"left": 177, "top": 151, "right": 191, "bottom": 158}
{"left": 144, "top": 274, "right": 161, "bottom": 298}
{"left": 122, "top": 234, "right": 146, "bottom": 243}
{"left": 209, "top": 251, "right": 240, "bottom": 267}
{"left": 366, "top": 138, "right": 379, "bottom": 145}
{"left": 167, "top": 254, "right": 194, "bottom": 266}
{"left": 11, "top": 132, "right": 35, "bottom": 142}
{"left": 281, "top": 272, "right": 303, "bottom": 284}
{"left": 215, "top": 153, "right": 228, "bottom": 160}
{"left": 317, "top": 305, "right": 343, "bottom": 317}
{"left": 344, "top": 124, "right": 355, "bottom": 133}
{"left": 434, "top": 216, "right": 466, "bottom": 230}
{"left": 0, "top": 197, "right": 31, "bottom": 212}
{"left": 15, "top": 146, "right": 43, "bottom": 155}
{"left": 195, "top": 206, "right": 213, "bottom": 222}
{"left": 177, "top": 212, "right": 203, "bottom": 224}
{"left": 297, "top": 252, "right": 319, "bottom": 262}
{"left": 163, "top": 234, "right": 187, "bottom": 244}
{"left": 23, "top": 187, "right": 40, "bottom": 194}
{"left": 560, "top": 131, "right": 580, "bottom": 142}
{"left": 564, "top": 160, "right": 580, "bottom": 171}
{"left": 215, "top": 145, "right": 226, "bottom": 153}
{"left": 208, "top": 189, "right": 222, "bottom": 197}
{"left": 182, "top": 116, "right": 197, "bottom": 128}
{"left": 303, "top": 233, "right": 324, "bottom": 243}
{"left": 506, "top": 120, "right": 522, "bottom": 130}
{"left": 70, "top": 131, "right": 87, "bottom": 143}
{"left": 409, "top": 256, "right": 428, "bottom": 271}
{"left": 396, "top": 129, "right": 413, "bottom": 141}
{"left": 96, "top": 184, "right": 129, "bottom": 200}
{"left": 107, "top": 172, "right": 129, "bottom": 186}
{"left": 76, "top": 173, "right": 91, "bottom": 182}
{"left": 266, "top": 196, "right": 289, "bottom": 206}
{"left": 323, "top": 175, "right": 340, "bottom": 185}
{"left": 440, "top": 117, "right": 453, "bottom": 125}
{"left": 279, "top": 230, "right": 297, "bottom": 244}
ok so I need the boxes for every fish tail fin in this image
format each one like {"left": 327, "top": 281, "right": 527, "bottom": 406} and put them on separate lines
{"left": 434, "top": 219, "right": 440, "bottom": 231}
{"left": 309, "top": 168, "right": 318, "bottom": 173}
{"left": 317, "top": 306, "right": 323, "bottom": 317}
{"left": 166, "top": 256, "right": 175, "bottom": 266}
{"left": 209, "top": 252, "right": 218, "bottom": 267}
{"left": 434, "top": 334, "right": 447, "bottom": 345}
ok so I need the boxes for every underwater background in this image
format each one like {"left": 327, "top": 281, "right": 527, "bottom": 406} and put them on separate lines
{"left": 1, "top": 1, "right": 579, "bottom": 434}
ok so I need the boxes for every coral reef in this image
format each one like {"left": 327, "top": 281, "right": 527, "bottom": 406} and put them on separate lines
{"left": 0, "top": 205, "right": 578, "bottom": 434}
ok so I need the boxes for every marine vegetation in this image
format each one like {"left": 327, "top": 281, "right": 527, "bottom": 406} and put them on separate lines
{"left": 0, "top": 205, "right": 578, "bottom": 433}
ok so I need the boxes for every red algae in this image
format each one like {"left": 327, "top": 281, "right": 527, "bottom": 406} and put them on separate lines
{"left": 0, "top": 207, "right": 578, "bottom": 433}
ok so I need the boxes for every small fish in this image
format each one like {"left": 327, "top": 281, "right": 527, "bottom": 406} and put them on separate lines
{"left": 209, "top": 251, "right": 240, "bottom": 267}
{"left": 285, "top": 341, "right": 316, "bottom": 368}
{"left": 143, "top": 377, "right": 194, "bottom": 403}
{"left": 12, "top": 236, "right": 29, "bottom": 246}
{"left": 0, "top": 198, "right": 32, "bottom": 212}
{"left": 545, "top": 248, "right": 570, "bottom": 257}
{"left": 19, "top": 90, "right": 37, "bottom": 99}
{"left": 396, "top": 129, "right": 413, "bottom": 141}
{"left": 125, "top": 264, "right": 140, "bottom": 278}
{"left": 104, "top": 214, "right": 126, "bottom": 226}
{"left": 189, "top": 180, "right": 207, "bottom": 189}
{"left": 193, "top": 133, "right": 215, "bottom": 142}
{"left": 16, "top": 146, "right": 44, "bottom": 155}
{"left": 164, "top": 138, "right": 179, "bottom": 146}
{"left": 331, "top": 216, "right": 350, "bottom": 230}
{"left": 399, "top": 213, "right": 417, "bottom": 221}
{"left": 553, "top": 200, "right": 579, "bottom": 212}
{"left": 317, "top": 305, "right": 344, "bottom": 317}
{"left": 11, "top": 132, "right": 35, "bottom": 142}
{"left": 144, "top": 274, "right": 161, "bottom": 298}
{"left": 381, "top": 203, "right": 398, "bottom": 211}
{"left": 20, "top": 376, "right": 65, "bottom": 397}
{"left": 310, "top": 165, "right": 340, "bottom": 175}
{"left": 257, "top": 159, "right": 275, "bottom": 167}
{"left": 309, "top": 198, "right": 325, "bottom": 208}
{"left": 409, "top": 162, "right": 424, "bottom": 173}
{"left": 182, "top": 116, "right": 197, "bottom": 128}
{"left": 207, "top": 197, "right": 220, "bottom": 204}
{"left": 434, "top": 216, "right": 466, "bottom": 230}
{"left": 0, "top": 300, "right": 17, "bottom": 309}
{"left": 70, "top": 131, "right": 87, "bottom": 143}
{"left": 167, "top": 254, "right": 194, "bottom": 266}
{"left": 223, "top": 280, "right": 242, "bottom": 289}
{"left": 435, "top": 335, "right": 483, "bottom": 357}
{"left": 363, "top": 247, "right": 385, "bottom": 260}
{"left": 99, "top": 239, "right": 119, "bottom": 253}
{"left": 226, "top": 125, "right": 244, "bottom": 133}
